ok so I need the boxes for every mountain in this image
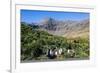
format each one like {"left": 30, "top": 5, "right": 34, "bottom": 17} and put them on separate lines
{"left": 21, "top": 21, "right": 89, "bottom": 61}
{"left": 37, "top": 17, "right": 89, "bottom": 38}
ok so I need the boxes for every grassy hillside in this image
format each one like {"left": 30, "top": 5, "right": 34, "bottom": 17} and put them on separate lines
{"left": 21, "top": 22, "right": 89, "bottom": 62}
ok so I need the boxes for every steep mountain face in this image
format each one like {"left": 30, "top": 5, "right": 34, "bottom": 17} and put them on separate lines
{"left": 38, "top": 18, "right": 89, "bottom": 38}
{"left": 39, "top": 18, "right": 58, "bottom": 31}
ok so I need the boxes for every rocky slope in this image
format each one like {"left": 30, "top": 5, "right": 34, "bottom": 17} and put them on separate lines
{"left": 38, "top": 18, "right": 89, "bottom": 38}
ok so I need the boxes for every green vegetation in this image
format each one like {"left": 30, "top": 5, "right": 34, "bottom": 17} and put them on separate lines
{"left": 21, "top": 22, "right": 89, "bottom": 62}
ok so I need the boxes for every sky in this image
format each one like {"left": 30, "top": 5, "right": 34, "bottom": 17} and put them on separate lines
{"left": 21, "top": 9, "right": 89, "bottom": 24}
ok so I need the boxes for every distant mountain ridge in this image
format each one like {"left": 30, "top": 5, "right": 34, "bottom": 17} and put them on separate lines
{"left": 28, "top": 17, "right": 89, "bottom": 38}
